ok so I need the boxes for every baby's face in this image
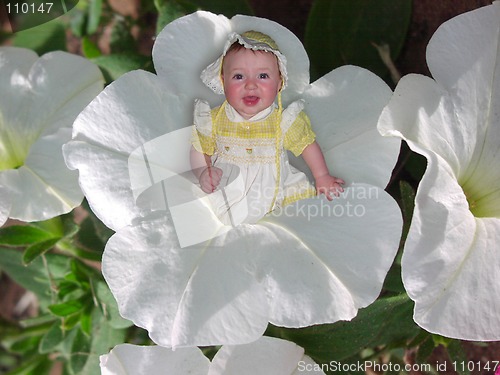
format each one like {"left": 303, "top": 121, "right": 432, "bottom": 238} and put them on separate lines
{"left": 222, "top": 48, "right": 282, "bottom": 120}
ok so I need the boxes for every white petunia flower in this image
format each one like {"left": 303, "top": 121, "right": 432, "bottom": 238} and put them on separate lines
{"left": 0, "top": 47, "right": 104, "bottom": 226}
{"left": 64, "top": 11, "right": 402, "bottom": 347}
{"left": 100, "top": 336, "right": 325, "bottom": 375}
{"left": 378, "top": 2, "right": 500, "bottom": 340}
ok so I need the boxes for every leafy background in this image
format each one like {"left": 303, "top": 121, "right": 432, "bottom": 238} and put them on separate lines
{"left": 0, "top": 0, "right": 498, "bottom": 374}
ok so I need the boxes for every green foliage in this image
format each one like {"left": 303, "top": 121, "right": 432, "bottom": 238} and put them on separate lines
{"left": 91, "top": 53, "right": 153, "bottom": 82}
{"left": 0, "top": 210, "right": 130, "bottom": 374}
{"left": 268, "top": 295, "right": 420, "bottom": 363}
{"left": 305, "top": 0, "right": 412, "bottom": 82}
{"left": 11, "top": 20, "right": 67, "bottom": 54}
{"left": 153, "top": 0, "right": 252, "bottom": 34}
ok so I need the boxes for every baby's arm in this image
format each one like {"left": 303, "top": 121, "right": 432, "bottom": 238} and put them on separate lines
{"left": 301, "top": 141, "right": 344, "bottom": 200}
{"left": 190, "top": 146, "right": 222, "bottom": 193}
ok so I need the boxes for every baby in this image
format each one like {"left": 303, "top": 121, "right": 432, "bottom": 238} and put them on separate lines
{"left": 191, "top": 31, "right": 344, "bottom": 225}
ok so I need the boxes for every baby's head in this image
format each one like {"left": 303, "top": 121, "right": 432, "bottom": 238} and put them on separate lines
{"left": 201, "top": 30, "right": 288, "bottom": 96}
{"left": 220, "top": 35, "right": 283, "bottom": 118}
{"left": 201, "top": 31, "right": 288, "bottom": 119}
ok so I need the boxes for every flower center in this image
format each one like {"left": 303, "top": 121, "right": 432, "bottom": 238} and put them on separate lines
{"left": 0, "top": 126, "right": 30, "bottom": 171}
{"left": 463, "top": 186, "right": 500, "bottom": 218}
{"left": 0, "top": 153, "right": 24, "bottom": 170}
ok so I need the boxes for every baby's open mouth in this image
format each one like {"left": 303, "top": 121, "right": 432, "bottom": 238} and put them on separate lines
{"left": 243, "top": 96, "right": 260, "bottom": 105}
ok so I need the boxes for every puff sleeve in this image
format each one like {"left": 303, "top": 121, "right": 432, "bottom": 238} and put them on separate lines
{"left": 282, "top": 100, "right": 316, "bottom": 156}
{"left": 191, "top": 99, "right": 215, "bottom": 155}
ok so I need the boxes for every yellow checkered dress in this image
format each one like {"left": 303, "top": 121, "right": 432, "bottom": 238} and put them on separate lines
{"left": 192, "top": 99, "right": 317, "bottom": 224}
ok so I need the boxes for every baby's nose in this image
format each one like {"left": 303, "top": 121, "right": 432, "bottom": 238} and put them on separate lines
{"left": 245, "top": 79, "right": 257, "bottom": 89}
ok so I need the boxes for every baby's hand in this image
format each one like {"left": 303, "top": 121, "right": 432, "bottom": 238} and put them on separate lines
{"left": 199, "top": 166, "right": 223, "bottom": 193}
{"left": 315, "top": 174, "right": 345, "bottom": 201}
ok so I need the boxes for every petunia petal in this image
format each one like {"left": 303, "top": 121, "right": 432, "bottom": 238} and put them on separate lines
{"left": 153, "top": 11, "right": 231, "bottom": 108}
{"left": 0, "top": 47, "right": 103, "bottom": 222}
{"left": 378, "top": 74, "right": 470, "bottom": 176}
{"left": 301, "top": 65, "right": 399, "bottom": 188}
{"left": 401, "top": 151, "right": 500, "bottom": 339}
{"left": 25, "top": 51, "right": 105, "bottom": 137}
{"left": 102, "top": 214, "right": 269, "bottom": 347}
{"left": 378, "top": 2, "right": 500, "bottom": 340}
{"left": 0, "top": 186, "right": 10, "bottom": 226}
{"left": 262, "top": 184, "right": 402, "bottom": 326}
{"left": 208, "top": 336, "right": 324, "bottom": 375}
{"left": 1, "top": 128, "right": 82, "bottom": 221}
{"left": 103, "top": 184, "right": 401, "bottom": 347}
{"left": 64, "top": 70, "right": 187, "bottom": 231}
{"left": 426, "top": 2, "right": 499, "bottom": 129}
{"left": 100, "top": 344, "right": 209, "bottom": 375}
{"left": 0, "top": 47, "right": 39, "bottom": 167}
{"left": 0, "top": 49, "right": 104, "bottom": 168}
{"left": 100, "top": 336, "right": 326, "bottom": 375}
{"left": 452, "top": 3, "right": 500, "bottom": 213}
{"left": 379, "top": 78, "right": 499, "bottom": 339}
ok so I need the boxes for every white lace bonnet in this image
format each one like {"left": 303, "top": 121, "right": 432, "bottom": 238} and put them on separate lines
{"left": 200, "top": 30, "right": 288, "bottom": 95}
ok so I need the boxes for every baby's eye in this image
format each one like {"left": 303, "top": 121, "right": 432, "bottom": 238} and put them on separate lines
{"left": 233, "top": 74, "right": 243, "bottom": 80}
{"left": 259, "top": 73, "right": 270, "bottom": 79}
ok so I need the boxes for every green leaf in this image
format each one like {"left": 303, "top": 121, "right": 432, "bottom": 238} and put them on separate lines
{"left": 19, "top": 314, "right": 57, "bottom": 329}
{"left": 382, "top": 262, "right": 405, "bottom": 294}
{"left": 12, "top": 19, "right": 67, "bottom": 54}
{"left": 69, "top": 7, "right": 87, "bottom": 37}
{"left": 86, "top": 0, "right": 103, "bottom": 35}
{"left": 186, "top": 0, "right": 253, "bottom": 17}
{"left": 1, "top": 317, "right": 52, "bottom": 355}
{"left": 82, "top": 36, "right": 102, "bottom": 58}
{"left": 62, "top": 215, "right": 80, "bottom": 239}
{"left": 153, "top": 0, "right": 253, "bottom": 34}
{"left": 69, "top": 259, "right": 100, "bottom": 283}
{"left": 57, "top": 280, "right": 80, "bottom": 300}
{"left": 446, "top": 340, "right": 470, "bottom": 375}
{"left": 70, "top": 328, "right": 91, "bottom": 374}
{"left": 76, "top": 204, "right": 114, "bottom": 253}
{"left": 9, "top": 334, "right": 42, "bottom": 354}
{"left": 0, "top": 248, "right": 70, "bottom": 309}
{"left": 399, "top": 180, "right": 416, "bottom": 246}
{"left": 80, "top": 303, "right": 93, "bottom": 336}
{"left": 400, "top": 180, "right": 416, "bottom": 218}
{"left": 96, "top": 281, "right": 132, "bottom": 329}
{"left": 271, "top": 294, "right": 420, "bottom": 363}
{"left": 92, "top": 53, "right": 153, "bottom": 83}
{"left": 75, "top": 309, "right": 128, "bottom": 375}
{"left": 62, "top": 312, "right": 83, "bottom": 332}
{"left": 22, "top": 238, "right": 60, "bottom": 265}
{"left": 0, "top": 225, "right": 58, "bottom": 246}
{"left": 305, "top": 0, "right": 412, "bottom": 81}
{"left": 154, "top": 0, "right": 192, "bottom": 34}
{"left": 415, "top": 334, "right": 436, "bottom": 365}
{"left": 2, "top": 354, "right": 50, "bottom": 375}
{"left": 39, "top": 321, "right": 65, "bottom": 354}
{"left": 49, "top": 300, "right": 85, "bottom": 317}
{"left": 110, "top": 18, "right": 137, "bottom": 54}
{"left": 405, "top": 150, "right": 427, "bottom": 182}
{"left": 32, "top": 216, "right": 65, "bottom": 237}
